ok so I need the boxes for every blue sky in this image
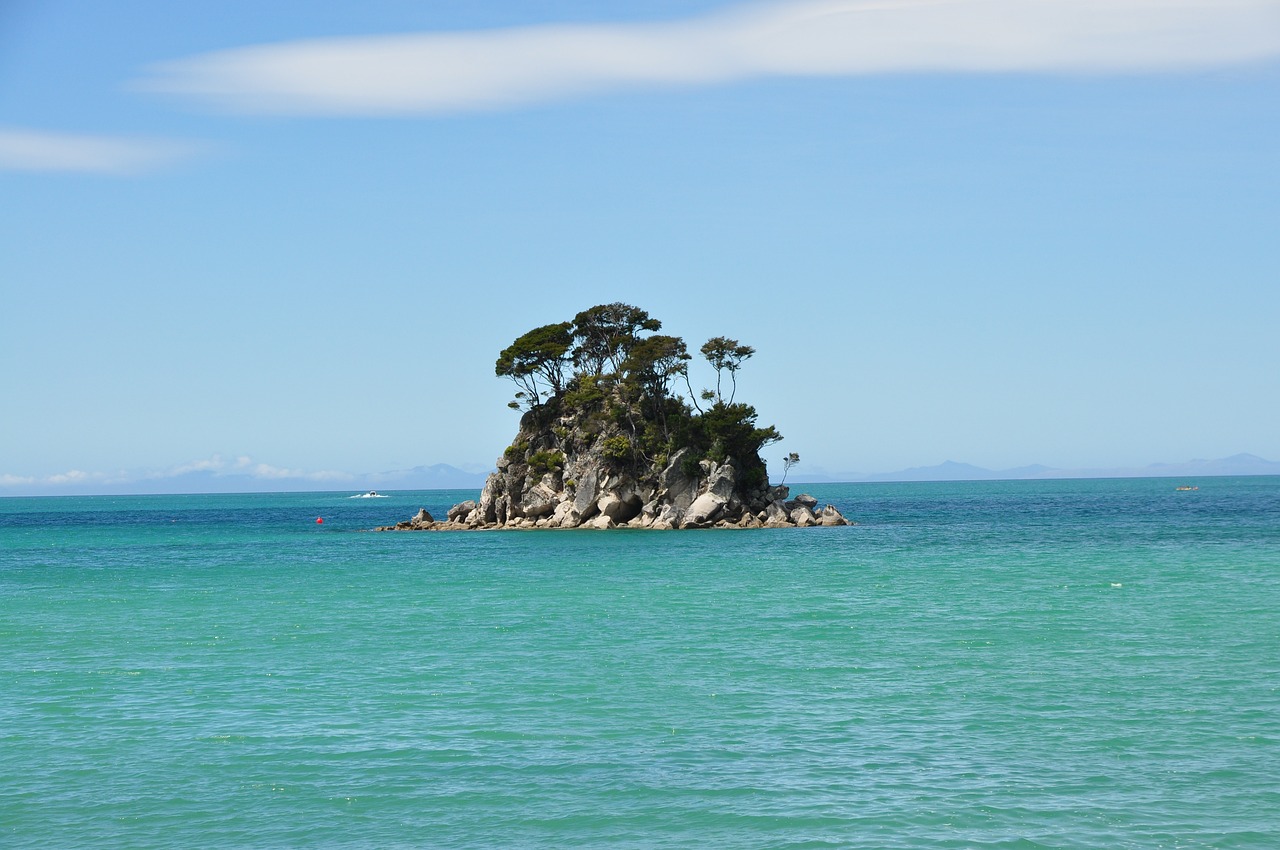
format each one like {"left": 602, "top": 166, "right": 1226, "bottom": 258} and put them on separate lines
{"left": 3, "top": 0, "right": 1279, "bottom": 495}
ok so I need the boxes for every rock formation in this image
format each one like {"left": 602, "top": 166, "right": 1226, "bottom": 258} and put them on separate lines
{"left": 378, "top": 439, "right": 850, "bottom": 532}
{"left": 377, "top": 302, "right": 852, "bottom": 531}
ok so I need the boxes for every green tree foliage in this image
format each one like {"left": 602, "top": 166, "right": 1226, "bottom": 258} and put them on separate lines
{"left": 700, "top": 336, "right": 756, "bottom": 405}
{"left": 495, "top": 304, "right": 784, "bottom": 476}
{"left": 691, "top": 402, "right": 781, "bottom": 470}
{"left": 494, "top": 321, "right": 573, "bottom": 411}
{"left": 571, "top": 303, "right": 661, "bottom": 377}
{"left": 781, "top": 452, "right": 800, "bottom": 485}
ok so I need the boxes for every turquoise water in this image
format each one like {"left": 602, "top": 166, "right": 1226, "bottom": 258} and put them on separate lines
{"left": 2, "top": 479, "right": 1278, "bottom": 849}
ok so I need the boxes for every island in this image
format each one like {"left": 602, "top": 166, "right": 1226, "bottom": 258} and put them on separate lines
{"left": 379, "top": 303, "right": 850, "bottom": 531}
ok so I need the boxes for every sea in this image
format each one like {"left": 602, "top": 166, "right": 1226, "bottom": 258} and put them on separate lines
{"left": 1, "top": 477, "right": 1277, "bottom": 849}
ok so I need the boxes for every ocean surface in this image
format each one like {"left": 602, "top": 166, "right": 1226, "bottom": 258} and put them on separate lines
{"left": 2, "top": 478, "right": 1277, "bottom": 849}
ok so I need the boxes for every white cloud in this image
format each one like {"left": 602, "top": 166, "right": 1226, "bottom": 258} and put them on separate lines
{"left": 47, "top": 469, "right": 102, "bottom": 484}
{"left": 156, "top": 454, "right": 350, "bottom": 482}
{"left": 246, "top": 461, "right": 350, "bottom": 481}
{"left": 138, "top": 0, "right": 1280, "bottom": 115}
{"left": 167, "top": 456, "right": 233, "bottom": 475}
{"left": 0, "top": 456, "right": 356, "bottom": 494}
{"left": 0, "top": 127, "right": 203, "bottom": 174}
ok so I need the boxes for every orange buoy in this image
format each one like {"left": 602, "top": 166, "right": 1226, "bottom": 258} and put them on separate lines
{"left": 316, "top": 517, "right": 324, "bottom": 524}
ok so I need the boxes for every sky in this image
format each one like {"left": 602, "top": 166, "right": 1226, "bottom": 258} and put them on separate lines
{"left": 2, "top": 0, "right": 1279, "bottom": 495}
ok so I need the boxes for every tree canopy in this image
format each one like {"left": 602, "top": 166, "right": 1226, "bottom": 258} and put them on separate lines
{"left": 493, "top": 303, "right": 782, "bottom": 480}
{"left": 494, "top": 321, "right": 573, "bottom": 409}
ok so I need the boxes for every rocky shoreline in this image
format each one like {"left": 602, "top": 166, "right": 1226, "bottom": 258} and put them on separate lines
{"left": 377, "top": 448, "right": 851, "bottom": 532}
{"left": 377, "top": 303, "right": 854, "bottom": 534}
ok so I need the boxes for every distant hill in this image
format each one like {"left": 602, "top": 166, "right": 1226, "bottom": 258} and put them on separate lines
{"left": 863, "top": 460, "right": 1005, "bottom": 482}
{"left": 7, "top": 454, "right": 1276, "bottom": 497}
{"left": 2, "top": 462, "right": 493, "bottom": 497}
{"left": 1138, "top": 453, "right": 1280, "bottom": 477}
{"left": 789, "top": 453, "right": 1280, "bottom": 484}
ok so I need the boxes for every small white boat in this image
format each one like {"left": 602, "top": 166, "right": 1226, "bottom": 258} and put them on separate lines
{"left": 349, "top": 490, "right": 389, "bottom": 499}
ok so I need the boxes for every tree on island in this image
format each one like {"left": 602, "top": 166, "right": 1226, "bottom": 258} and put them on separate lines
{"left": 381, "top": 302, "right": 852, "bottom": 530}
{"left": 781, "top": 452, "right": 800, "bottom": 485}
{"left": 494, "top": 302, "right": 781, "bottom": 486}
{"left": 494, "top": 321, "right": 573, "bottom": 410}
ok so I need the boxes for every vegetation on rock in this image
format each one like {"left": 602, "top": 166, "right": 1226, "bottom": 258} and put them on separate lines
{"left": 380, "top": 302, "right": 852, "bottom": 531}
{"left": 494, "top": 302, "right": 780, "bottom": 482}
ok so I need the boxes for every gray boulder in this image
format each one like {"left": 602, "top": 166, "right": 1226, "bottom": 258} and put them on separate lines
{"left": 659, "top": 448, "right": 701, "bottom": 512}
{"left": 682, "top": 492, "right": 726, "bottom": 527}
{"left": 572, "top": 468, "right": 601, "bottom": 521}
{"left": 706, "top": 459, "right": 739, "bottom": 500}
{"left": 447, "top": 500, "right": 476, "bottom": 522}
{"left": 520, "top": 482, "right": 559, "bottom": 518}
{"left": 819, "top": 505, "right": 849, "bottom": 526}
{"left": 790, "top": 504, "right": 817, "bottom": 527}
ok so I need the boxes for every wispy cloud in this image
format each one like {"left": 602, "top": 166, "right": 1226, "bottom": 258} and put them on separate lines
{"left": 0, "top": 455, "right": 355, "bottom": 495}
{"left": 138, "top": 0, "right": 1280, "bottom": 116}
{"left": 148, "top": 454, "right": 351, "bottom": 483}
{"left": 0, "top": 127, "right": 204, "bottom": 174}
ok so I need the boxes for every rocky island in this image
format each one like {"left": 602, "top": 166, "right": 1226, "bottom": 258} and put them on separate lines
{"left": 379, "top": 303, "right": 850, "bottom": 531}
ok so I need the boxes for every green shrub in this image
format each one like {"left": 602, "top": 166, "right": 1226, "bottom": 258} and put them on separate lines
{"left": 562, "top": 376, "right": 607, "bottom": 412}
{"left": 600, "top": 435, "right": 632, "bottom": 461}
{"left": 527, "top": 450, "right": 564, "bottom": 475}
{"left": 681, "top": 452, "right": 704, "bottom": 479}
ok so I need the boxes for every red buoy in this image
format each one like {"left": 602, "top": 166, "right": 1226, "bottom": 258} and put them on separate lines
{"left": 316, "top": 517, "right": 324, "bottom": 524}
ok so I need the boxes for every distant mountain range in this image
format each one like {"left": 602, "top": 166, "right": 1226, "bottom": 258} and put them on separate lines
{"left": 7, "top": 455, "right": 1278, "bottom": 497}
{"left": 788, "top": 453, "right": 1280, "bottom": 484}
{"left": 3, "top": 463, "right": 492, "bottom": 497}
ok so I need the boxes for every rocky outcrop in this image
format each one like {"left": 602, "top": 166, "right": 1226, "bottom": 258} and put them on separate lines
{"left": 377, "top": 411, "right": 852, "bottom": 532}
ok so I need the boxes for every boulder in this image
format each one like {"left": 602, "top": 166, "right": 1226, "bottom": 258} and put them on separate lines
{"left": 640, "top": 497, "right": 662, "bottom": 524}
{"left": 706, "top": 460, "right": 739, "bottom": 500}
{"left": 794, "top": 493, "right": 819, "bottom": 510}
{"left": 790, "top": 504, "right": 817, "bottom": 527}
{"left": 551, "top": 498, "right": 578, "bottom": 528}
{"left": 520, "top": 482, "right": 559, "bottom": 518}
{"left": 764, "top": 500, "right": 790, "bottom": 524}
{"left": 447, "top": 500, "right": 476, "bottom": 522}
{"left": 573, "top": 468, "right": 601, "bottom": 521}
{"left": 659, "top": 448, "right": 701, "bottom": 512}
{"left": 819, "top": 505, "right": 849, "bottom": 527}
{"left": 765, "top": 484, "right": 790, "bottom": 503}
{"left": 656, "top": 503, "right": 684, "bottom": 528}
{"left": 682, "top": 492, "right": 726, "bottom": 527}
